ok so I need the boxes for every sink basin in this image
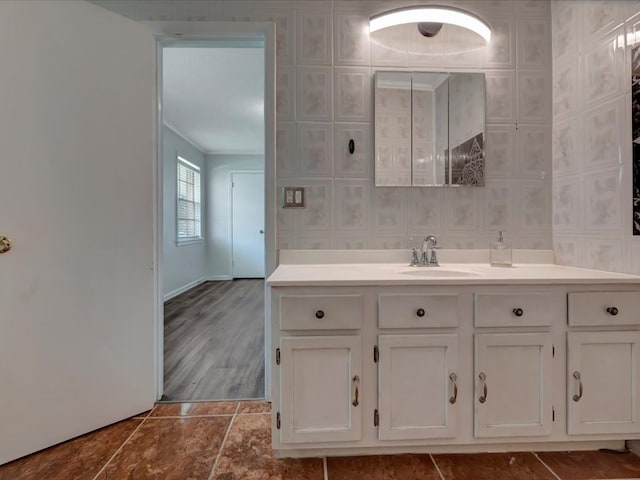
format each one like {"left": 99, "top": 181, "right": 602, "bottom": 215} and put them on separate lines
{"left": 400, "top": 268, "right": 481, "bottom": 277}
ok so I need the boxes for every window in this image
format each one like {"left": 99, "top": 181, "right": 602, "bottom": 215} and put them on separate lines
{"left": 176, "top": 156, "right": 202, "bottom": 243}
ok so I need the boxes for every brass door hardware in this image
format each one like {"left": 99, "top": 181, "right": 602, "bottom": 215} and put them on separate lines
{"left": 572, "top": 371, "right": 583, "bottom": 402}
{"left": 0, "top": 236, "right": 11, "bottom": 254}
{"left": 478, "top": 372, "right": 488, "bottom": 403}
{"left": 449, "top": 373, "right": 458, "bottom": 404}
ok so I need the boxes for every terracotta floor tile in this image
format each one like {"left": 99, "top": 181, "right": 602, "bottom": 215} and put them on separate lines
{"left": 327, "top": 454, "right": 441, "bottom": 480}
{"left": 0, "top": 418, "right": 141, "bottom": 480}
{"left": 212, "top": 413, "right": 323, "bottom": 480}
{"left": 238, "top": 400, "right": 271, "bottom": 414}
{"left": 433, "top": 452, "right": 556, "bottom": 480}
{"left": 536, "top": 450, "right": 640, "bottom": 479}
{"left": 150, "top": 401, "right": 238, "bottom": 417}
{"left": 96, "top": 416, "right": 231, "bottom": 480}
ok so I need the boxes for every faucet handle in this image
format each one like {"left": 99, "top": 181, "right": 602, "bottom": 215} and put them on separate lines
{"left": 409, "top": 248, "right": 420, "bottom": 266}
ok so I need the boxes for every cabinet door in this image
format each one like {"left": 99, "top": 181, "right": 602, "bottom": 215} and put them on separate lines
{"left": 568, "top": 331, "right": 640, "bottom": 435}
{"left": 279, "top": 336, "right": 361, "bottom": 443}
{"left": 378, "top": 334, "right": 458, "bottom": 440}
{"left": 474, "top": 333, "right": 553, "bottom": 438}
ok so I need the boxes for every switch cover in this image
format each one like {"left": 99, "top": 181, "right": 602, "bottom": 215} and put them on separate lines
{"left": 283, "top": 186, "right": 305, "bottom": 208}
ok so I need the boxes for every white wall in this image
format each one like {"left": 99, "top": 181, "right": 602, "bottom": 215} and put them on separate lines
{"left": 552, "top": 1, "right": 640, "bottom": 274}
{"left": 163, "top": 125, "right": 208, "bottom": 298}
{"left": 207, "top": 154, "right": 264, "bottom": 278}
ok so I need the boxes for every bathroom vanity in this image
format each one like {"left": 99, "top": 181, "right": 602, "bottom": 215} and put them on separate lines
{"left": 267, "top": 250, "right": 640, "bottom": 457}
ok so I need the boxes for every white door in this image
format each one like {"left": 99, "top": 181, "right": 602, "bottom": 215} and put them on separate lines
{"left": 568, "top": 331, "right": 640, "bottom": 435}
{"left": 232, "top": 172, "right": 265, "bottom": 278}
{"left": 474, "top": 333, "right": 553, "bottom": 438}
{"left": 0, "top": 1, "right": 155, "bottom": 464}
{"left": 279, "top": 336, "right": 362, "bottom": 443}
{"left": 378, "top": 334, "right": 458, "bottom": 440}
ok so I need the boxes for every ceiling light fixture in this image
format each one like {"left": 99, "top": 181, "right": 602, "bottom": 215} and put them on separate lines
{"left": 369, "top": 5, "right": 492, "bottom": 42}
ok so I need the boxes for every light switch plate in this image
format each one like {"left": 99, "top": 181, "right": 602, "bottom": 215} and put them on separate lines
{"left": 283, "top": 186, "right": 305, "bottom": 208}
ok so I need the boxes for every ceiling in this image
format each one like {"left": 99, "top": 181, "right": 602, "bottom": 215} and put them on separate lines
{"left": 162, "top": 47, "right": 264, "bottom": 155}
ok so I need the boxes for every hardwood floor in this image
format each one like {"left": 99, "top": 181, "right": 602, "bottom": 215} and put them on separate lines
{"left": 163, "top": 279, "right": 265, "bottom": 401}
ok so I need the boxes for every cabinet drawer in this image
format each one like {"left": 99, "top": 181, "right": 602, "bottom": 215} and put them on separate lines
{"left": 474, "top": 293, "right": 555, "bottom": 327}
{"left": 378, "top": 293, "right": 458, "bottom": 328}
{"left": 568, "top": 292, "right": 640, "bottom": 326}
{"left": 280, "top": 294, "right": 363, "bottom": 330}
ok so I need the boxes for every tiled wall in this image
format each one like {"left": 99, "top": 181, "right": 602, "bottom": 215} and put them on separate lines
{"left": 551, "top": 0, "right": 640, "bottom": 274}
{"left": 94, "top": 0, "right": 553, "bottom": 251}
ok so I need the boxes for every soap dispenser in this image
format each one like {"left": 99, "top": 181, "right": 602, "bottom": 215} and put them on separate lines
{"left": 490, "top": 230, "right": 512, "bottom": 267}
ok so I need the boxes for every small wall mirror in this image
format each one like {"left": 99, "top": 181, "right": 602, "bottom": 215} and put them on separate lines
{"left": 374, "top": 71, "right": 485, "bottom": 187}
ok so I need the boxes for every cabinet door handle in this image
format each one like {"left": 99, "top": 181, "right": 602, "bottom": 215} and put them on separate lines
{"left": 352, "top": 375, "right": 360, "bottom": 407}
{"left": 572, "top": 371, "right": 583, "bottom": 402}
{"left": 449, "top": 373, "right": 458, "bottom": 404}
{"left": 315, "top": 310, "right": 324, "bottom": 319}
{"left": 513, "top": 307, "right": 524, "bottom": 317}
{"left": 478, "top": 372, "right": 488, "bottom": 403}
{"left": 606, "top": 306, "right": 619, "bottom": 316}
{"left": 416, "top": 308, "right": 425, "bottom": 317}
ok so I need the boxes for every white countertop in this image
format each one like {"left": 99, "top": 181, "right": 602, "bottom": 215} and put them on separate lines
{"left": 267, "top": 257, "right": 640, "bottom": 287}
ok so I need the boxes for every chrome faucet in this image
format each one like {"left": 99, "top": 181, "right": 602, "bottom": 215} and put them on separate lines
{"left": 409, "top": 235, "right": 440, "bottom": 267}
{"left": 422, "top": 235, "right": 440, "bottom": 267}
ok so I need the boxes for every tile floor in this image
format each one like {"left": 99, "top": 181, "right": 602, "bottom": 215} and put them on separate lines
{"left": 3, "top": 401, "right": 640, "bottom": 479}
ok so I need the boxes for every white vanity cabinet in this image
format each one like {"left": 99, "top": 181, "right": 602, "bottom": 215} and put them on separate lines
{"left": 474, "top": 333, "right": 553, "bottom": 438}
{"left": 377, "top": 334, "right": 458, "bottom": 440}
{"left": 268, "top": 268, "right": 640, "bottom": 457}
{"left": 279, "top": 335, "right": 362, "bottom": 443}
{"left": 567, "top": 291, "right": 640, "bottom": 435}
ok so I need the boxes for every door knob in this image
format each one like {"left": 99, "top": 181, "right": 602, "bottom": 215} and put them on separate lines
{"left": 0, "top": 236, "right": 11, "bottom": 254}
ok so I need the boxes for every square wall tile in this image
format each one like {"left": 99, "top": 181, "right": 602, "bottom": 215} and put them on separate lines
{"left": 484, "top": 183, "right": 512, "bottom": 229}
{"left": 370, "top": 24, "right": 409, "bottom": 67}
{"left": 276, "top": 66, "right": 295, "bottom": 121}
{"left": 297, "top": 66, "right": 334, "bottom": 121}
{"left": 334, "top": 179, "right": 371, "bottom": 232}
{"left": 334, "top": 10, "right": 370, "bottom": 66}
{"left": 485, "top": 15, "right": 516, "bottom": 68}
{"left": 516, "top": 181, "right": 551, "bottom": 230}
{"left": 297, "top": 123, "right": 333, "bottom": 177}
{"left": 553, "top": 57, "right": 579, "bottom": 120}
{"left": 583, "top": 236, "right": 625, "bottom": 272}
{"left": 582, "top": 167, "right": 624, "bottom": 232}
{"left": 295, "top": 178, "right": 333, "bottom": 232}
{"left": 276, "top": 122, "right": 296, "bottom": 177}
{"left": 445, "top": 188, "right": 482, "bottom": 231}
{"left": 408, "top": 188, "right": 444, "bottom": 231}
{"left": 296, "top": 236, "right": 333, "bottom": 249}
{"left": 334, "top": 123, "right": 372, "bottom": 179}
{"left": 485, "top": 125, "right": 516, "bottom": 179}
{"left": 334, "top": 67, "right": 372, "bottom": 122}
{"left": 297, "top": 10, "right": 332, "bottom": 65}
{"left": 374, "top": 236, "right": 408, "bottom": 249}
{"left": 373, "top": 188, "right": 408, "bottom": 234}
{"left": 517, "top": 70, "right": 551, "bottom": 123}
{"left": 582, "top": 0, "right": 623, "bottom": 40}
{"left": 334, "top": 236, "right": 371, "bottom": 249}
{"left": 582, "top": 97, "right": 624, "bottom": 170}
{"left": 552, "top": 117, "right": 580, "bottom": 175}
{"left": 256, "top": 8, "right": 295, "bottom": 64}
{"left": 552, "top": 176, "right": 581, "bottom": 231}
{"left": 517, "top": 125, "right": 551, "bottom": 178}
{"left": 553, "top": 236, "right": 581, "bottom": 266}
{"left": 552, "top": 0, "right": 580, "bottom": 60}
{"left": 517, "top": 17, "right": 551, "bottom": 68}
{"left": 486, "top": 71, "right": 516, "bottom": 123}
{"left": 582, "top": 27, "right": 625, "bottom": 108}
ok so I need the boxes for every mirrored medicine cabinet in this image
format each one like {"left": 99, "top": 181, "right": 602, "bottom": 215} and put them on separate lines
{"left": 374, "top": 71, "right": 486, "bottom": 187}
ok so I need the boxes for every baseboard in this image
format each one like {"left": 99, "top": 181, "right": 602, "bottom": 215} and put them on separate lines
{"left": 627, "top": 440, "right": 640, "bottom": 456}
{"left": 163, "top": 278, "right": 206, "bottom": 301}
{"left": 204, "top": 275, "right": 233, "bottom": 281}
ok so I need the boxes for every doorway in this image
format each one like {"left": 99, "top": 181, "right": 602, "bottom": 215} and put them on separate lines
{"left": 159, "top": 35, "right": 267, "bottom": 402}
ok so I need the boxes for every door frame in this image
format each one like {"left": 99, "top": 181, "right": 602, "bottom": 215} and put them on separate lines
{"left": 230, "top": 170, "right": 265, "bottom": 279}
{"left": 147, "top": 21, "right": 276, "bottom": 401}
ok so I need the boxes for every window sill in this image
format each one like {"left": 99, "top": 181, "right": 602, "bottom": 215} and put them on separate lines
{"left": 176, "top": 238, "right": 204, "bottom": 247}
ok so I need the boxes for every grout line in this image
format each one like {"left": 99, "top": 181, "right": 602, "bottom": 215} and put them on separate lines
{"left": 207, "top": 402, "right": 240, "bottom": 480}
{"left": 91, "top": 415, "right": 149, "bottom": 480}
{"left": 532, "top": 452, "right": 561, "bottom": 480}
{"left": 323, "top": 457, "right": 328, "bottom": 480}
{"left": 429, "top": 454, "right": 446, "bottom": 480}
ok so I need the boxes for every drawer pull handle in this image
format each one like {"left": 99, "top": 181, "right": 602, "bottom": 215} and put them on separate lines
{"left": 513, "top": 308, "right": 524, "bottom": 317}
{"left": 478, "top": 372, "right": 488, "bottom": 403}
{"left": 572, "top": 371, "right": 583, "bottom": 402}
{"left": 315, "top": 310, "right": 324, "bottom": 319}
{"left": 606, "top": 307, "right": 619, "bottom": 316}
{"left": 352, "top": 375, "right": 360, "bottom": 407}
{"left": 449, "top": 373, "right": 458, "bottom": 404}
{"left": 416, "top": 308, "right": 425, "bottom": 317}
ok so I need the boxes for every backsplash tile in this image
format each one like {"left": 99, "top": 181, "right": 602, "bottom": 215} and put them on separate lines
{"left": 297, "top": 66, "right": 334, "bottom": 121}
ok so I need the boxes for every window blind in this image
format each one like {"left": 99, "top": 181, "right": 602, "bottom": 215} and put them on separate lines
{"left": 177, "top": 156, "right": 201, "bottom": 241}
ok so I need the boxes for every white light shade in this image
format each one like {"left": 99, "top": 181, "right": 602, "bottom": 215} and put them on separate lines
{"left": 369, "top": 5, "right": 492, "bottom": 42}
